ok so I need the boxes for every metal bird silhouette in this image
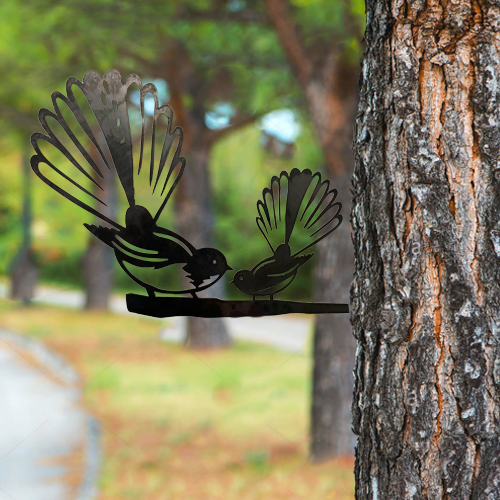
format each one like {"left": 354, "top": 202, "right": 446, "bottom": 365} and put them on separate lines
{"left": 30, "top": 70, "right": 231, "bottom": 297}
{"left": 232, "top": 169, "right": 342, "bottom": 300}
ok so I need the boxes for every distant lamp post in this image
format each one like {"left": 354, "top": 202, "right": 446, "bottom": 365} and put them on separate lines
{"left": 10, "top": 146, "right": 38, "bottom": 303}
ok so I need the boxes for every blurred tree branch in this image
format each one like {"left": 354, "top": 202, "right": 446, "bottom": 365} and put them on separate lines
{"left": 0, "top": 103, "right": 40, "bottom": 133}
{"left": 263, "top": 0, "right": 312, "bottom": 87}
{"left": 178, "top": 7, "right": 268, "bottom": 24}
{"left": 207, "top": 111, "right": 263, "bottom": 145}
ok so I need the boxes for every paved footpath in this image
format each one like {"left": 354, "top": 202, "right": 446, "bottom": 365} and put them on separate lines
{"left": 0, "top": 330, "right": 99, "bottom": 500}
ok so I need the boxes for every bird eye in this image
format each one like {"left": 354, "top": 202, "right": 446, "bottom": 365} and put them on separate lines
{"left": 212, "top": 259, "right": 217, "bottom": 265}
{"left": 238, "top": 276, "right": 243, "bottom": 281}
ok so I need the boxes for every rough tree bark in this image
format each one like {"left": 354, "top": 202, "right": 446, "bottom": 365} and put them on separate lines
{"left": 352, "top": 0, "right": 500, "bottom": 498}
{"left": 264, "top": 0, "right": 359, "bottom": 460}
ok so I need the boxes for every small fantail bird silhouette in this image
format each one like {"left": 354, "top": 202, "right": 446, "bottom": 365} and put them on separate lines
{"left": 232, "top": 168, "right": 342, "bottom": 300}
{"left": 30, "top": 70, "right": 231, "bottom": 297}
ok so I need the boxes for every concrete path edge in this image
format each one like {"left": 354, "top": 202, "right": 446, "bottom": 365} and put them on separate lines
{"left": 0, "top": 329, "right": 101, "bottom": 500}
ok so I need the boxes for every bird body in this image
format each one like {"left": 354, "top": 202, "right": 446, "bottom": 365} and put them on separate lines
{"left": 232, "top": 169, "right": 342, "bottom": 301}
{"left": 232, "top": 244, "right": 313, "bottom": 300}
{"left": 86, "top": 206, "right": 231, "bottom": 296}
{"left": 30, "top": 70, "right": 231, "bottom": 297}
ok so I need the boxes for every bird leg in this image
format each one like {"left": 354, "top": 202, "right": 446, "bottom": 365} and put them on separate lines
{"left": 252, "top": 295, "right": 256, "bottom": 302}
{"left": 270, "top": 295, "right": 274, "bottom": 302}
{"left": 147, "top": 288, "right": 156, "bottom": 298}
{"left": 191, "top": 292, "right": 199, "bottom": 299}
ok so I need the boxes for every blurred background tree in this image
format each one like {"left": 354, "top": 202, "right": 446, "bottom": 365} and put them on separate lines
{"left": 197, "top": 0, "right": 364, "bottom": 459}
{"left": 262, "top": 0, "right": 363, "bottom": 460}
{"left": 0, "top": 0, "right": 363, "bottom": 460}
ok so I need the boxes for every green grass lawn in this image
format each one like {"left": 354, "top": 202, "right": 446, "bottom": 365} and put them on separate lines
{"left": 0, "top": 300, "right": 354, "bottom": 500}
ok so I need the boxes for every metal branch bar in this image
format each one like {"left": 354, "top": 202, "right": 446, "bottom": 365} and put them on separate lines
{"left": 127, "top": 294, "right": 349, "bottom": 318}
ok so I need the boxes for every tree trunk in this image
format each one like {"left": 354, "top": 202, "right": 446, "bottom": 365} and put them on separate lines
{"left": 311, "top": 170, "right": 356, "bottom": 460}
{"left": 352, "top": 1, "right": 500, "bottom": 498}
{"left": 308, "top": 68, "right": 359, "bottom": 461}
{"left": 176, "top": 140, "right": 231, "bottom": 349}
{"left": 10, "top": 251, "right": 38, "bottom": 302}
{"left": 83, "top": 240, "right": 114, "bottom": 310}
{"left": 83, "top": 142, "right": 116, "bottom": 310}
{"left": 263, "top": 0, "right": 361, "bottom": 461}
{"left": 159, "top": 45, "right": 232, "bottom": 349}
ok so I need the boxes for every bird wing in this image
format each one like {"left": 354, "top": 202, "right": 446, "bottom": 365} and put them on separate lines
{"left": 113, "top": 234, "right": 171, "bottom": 269}
{"left": 182, "top": 259, "right": 207, "bottom": 288}
{"left": 251, "top": 250, "right": 311, "bottom": 277}
{"left": 255, "top": 268, "right": 297, "bottom": 293}
{"left": 250, "top": 254, "right": 277, "bottom": 273}
{"left": 84, "top": 223, "right": 169, "bottom": 267}
{"left": 30, "top": 70, "right": 185, "bottom": 229}
{"left": 266, "top": 253, "right": 313, "bottom": 278}
{"left": 253, "top": 273, "right": 296, "bottom": 296}
{"left": 152, "top": 226, "right": 197, "bottom": 256}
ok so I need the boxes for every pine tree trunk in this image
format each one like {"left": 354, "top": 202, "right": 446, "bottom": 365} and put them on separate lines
{"left": 308, "top": 69, "right": 359, "bottom": 461}
{"left": 352, "top": 1, "right": 500, "bottom": 498}
{"left": 177, "top": 141, "right": 231, "bottom": 349}
{"left": 311, "top": 171, "right": 356, "bottom": 460}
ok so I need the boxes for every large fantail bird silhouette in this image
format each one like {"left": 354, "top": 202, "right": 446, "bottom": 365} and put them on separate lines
{"left": 30, "top": 70, "right": 231, "bottom": 297}
{"left": 232, "top": 169, "right": 342, "bottom": 300}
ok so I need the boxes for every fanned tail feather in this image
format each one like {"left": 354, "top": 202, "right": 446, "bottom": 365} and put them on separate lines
{"left": 30, "top": 69, "right": 185, "bottom": 229}
{"left": 255, "top": 169, "right": 342, "bottom": 256}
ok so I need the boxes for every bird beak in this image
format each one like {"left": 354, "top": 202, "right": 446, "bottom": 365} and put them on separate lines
{"left": 226, "top": 265, "right": 233, "bottom": 271}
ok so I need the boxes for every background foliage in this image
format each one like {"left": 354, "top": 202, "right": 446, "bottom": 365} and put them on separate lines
{"left": 0, "top": 0, "right": 361, "bottom": 300}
